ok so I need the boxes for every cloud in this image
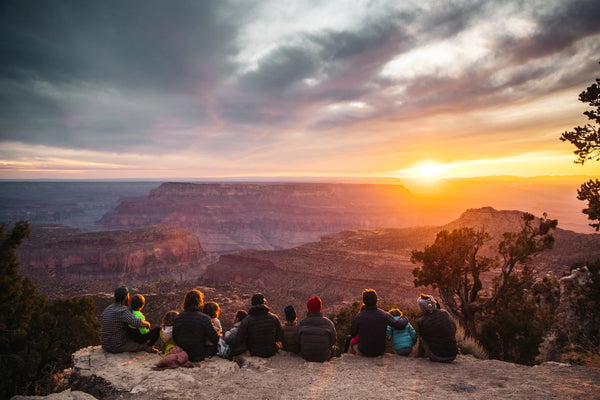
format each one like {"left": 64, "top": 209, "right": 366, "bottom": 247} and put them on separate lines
{"left": 1, "top": 0, "right": 599, "bottom": 178}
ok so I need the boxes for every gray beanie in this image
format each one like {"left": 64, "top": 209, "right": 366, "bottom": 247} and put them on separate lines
{"left": 418, "top": 293, "right": 438, "bottom": 313}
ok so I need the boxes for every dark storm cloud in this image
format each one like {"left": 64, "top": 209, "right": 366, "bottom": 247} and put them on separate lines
{"left": 0, "top": 0, "right": 241, "bottom": 150}
{"left": 1, "top": 0, "right": 600, "bottom": 169}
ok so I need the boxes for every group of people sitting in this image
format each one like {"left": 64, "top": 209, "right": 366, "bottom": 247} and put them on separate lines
{"left": 101, "top": 286, "right": 458, "bottom": 369}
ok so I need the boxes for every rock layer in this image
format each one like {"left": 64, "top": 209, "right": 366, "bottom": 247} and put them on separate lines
{"left": 99, "top": 182, "right": 415, "bottom": 254}
{"left": 17, "top": 225, "right": 209, "bottom": 287}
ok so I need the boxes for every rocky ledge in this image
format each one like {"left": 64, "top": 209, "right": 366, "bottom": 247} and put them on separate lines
{"left": 40, "top": 346, "right": 599, "bottom": 399}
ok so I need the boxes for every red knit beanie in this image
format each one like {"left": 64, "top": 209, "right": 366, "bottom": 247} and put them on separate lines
{"left": 306, "top": 296, "right": 322, "bottom": 313}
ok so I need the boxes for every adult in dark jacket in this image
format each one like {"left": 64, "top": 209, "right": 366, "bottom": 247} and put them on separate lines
{"left": 172, "top": 289, "right": 219, "bottom": 362}
{"left": 297, "top": 296, "right": 336, "bottom": 362}
{"left": 234, "top": 293, "right": 283, "bottom": 358}
{"left": 416, "top": 293, "right": 458, "bottom": 363}
{"left": 349, "top": 289, "right": 408, "bottom": 357}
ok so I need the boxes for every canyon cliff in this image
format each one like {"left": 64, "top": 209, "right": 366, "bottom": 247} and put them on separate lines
{"left": 203, "top": 207, "right": 600, "bottom": 312}
{"left": 99, "top": 182, "right": 416, "bottom": 254}
{"left": 16, "top": 225, "right": 209, "bottom": 292}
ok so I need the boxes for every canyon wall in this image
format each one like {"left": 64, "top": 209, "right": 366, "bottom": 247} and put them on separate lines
{"left": 99, "top": 182, "right": 416, "bottom": 254}
{"left": 16, "top": 225, "right": 209, "bottom": 291}
{"left": 203, "top": 208, "right": 600, "bottom": 312}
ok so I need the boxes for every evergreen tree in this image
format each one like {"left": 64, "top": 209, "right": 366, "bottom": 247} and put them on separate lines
{"left": 411, "top": 213, "right": 556, "bottom": 338}
{"left": 0, "top": 222, "right": 101, "bottom": 398}
{"left": 560, "top": 64, "right": 600, "bottom": 230}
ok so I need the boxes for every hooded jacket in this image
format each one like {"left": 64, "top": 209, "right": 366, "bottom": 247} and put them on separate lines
{"left": 234, "top": 304, "right": 283, "bottom": 358}
{"left": 417, "top": 309, "right": 458, "bottom": 360}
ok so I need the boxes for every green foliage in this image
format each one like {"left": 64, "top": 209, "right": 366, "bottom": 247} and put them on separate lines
{"left": 411, "top": 213, "right": 556, "bottom": 339}
{"left": 478, "top": 270, "right": 553, "bottom": 365}
{"left": 329, "top": 302, "right": 362, "bottom": 353}
{"left": 577, "top": 179, "right": 600, "bottom": 231}
{"left": 560, "top": 65, "right": 600, "bottom": 230}
{"left": 0, "top": 222, "right": 101, "bottom": 399}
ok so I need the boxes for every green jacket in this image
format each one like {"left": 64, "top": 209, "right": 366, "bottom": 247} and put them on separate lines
{"left": 128, "top": 310, "right": 149, "bottom": 334}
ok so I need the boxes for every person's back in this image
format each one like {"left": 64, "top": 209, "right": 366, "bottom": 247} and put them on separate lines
{"left": 417, "top": 294, "right": 458, "bottom": 362}
{"left": 350, "top": 289, "right": 408, "bottom": 357}
{"left": 297, "top": 296, "right": 336, "bottom": 362}
{"left": 282, "top": 305, "right": 299, "bottom": 353}
{"left": 386, "top": 309, "right": 417, "bottom": 356}
{"left": 235, "top": 293, "right": 283, "bottom": 358}
{"left": 172, "top": 289, "right": 219, "bottom": 362}
{"left": 224, "top": 310, "right": 248, "bottom": 357}
{"left": 101, "top": 286, "right": 151, "bottom": 353}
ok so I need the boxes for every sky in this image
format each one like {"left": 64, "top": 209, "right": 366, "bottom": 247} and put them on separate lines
{"left": 1, "top": 0, "right": 600, "bottom": 181}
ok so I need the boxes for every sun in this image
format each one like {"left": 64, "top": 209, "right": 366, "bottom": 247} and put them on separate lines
{"left": 417, "top": 163, "right": 447, "bottom": 178}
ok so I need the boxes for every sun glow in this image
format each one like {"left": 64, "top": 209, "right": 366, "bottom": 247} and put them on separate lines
{"left": 417, "top": 164, "right": 447, "bottom": 178}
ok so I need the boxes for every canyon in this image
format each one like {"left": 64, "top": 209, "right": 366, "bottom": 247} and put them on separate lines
{"left": 16, "top": 225, "right": 209, "bottom": 293}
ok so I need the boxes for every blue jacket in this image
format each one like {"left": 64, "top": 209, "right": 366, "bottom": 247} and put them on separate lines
{"left": 386, "top": 317, "right": 417, "bottom": 351}
{"left": 350, "top": 306, "right": 408, "bottom": 357}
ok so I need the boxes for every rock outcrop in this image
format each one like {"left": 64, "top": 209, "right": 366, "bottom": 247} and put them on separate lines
{"left": 64, "top": 346, "right": 600, "bottom": 399}
{"left": 99, "top": 182, "right": 416, "bottom": 254}
{"left": 17, "top": 225, "right": 209, "bottom": 289}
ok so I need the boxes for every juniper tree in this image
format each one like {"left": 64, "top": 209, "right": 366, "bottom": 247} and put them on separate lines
{"left": 411, "top": 213, "right": 557, "bottom": 338}
{"left": 560, "top": 64, "right": 600, "bottom": 230}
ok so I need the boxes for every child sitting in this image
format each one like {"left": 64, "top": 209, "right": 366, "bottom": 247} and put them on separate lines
{"left": 160, "top": 310, "right": 179, "bottom": 359}
{"left": 224, "top": 309, "right": 248, "bottom": 359}
{"left": 203, "top": 301, "right": 223, "bottom": 357}
{"left": 282, "top": 305, "right": 299, "bottom": 353}
{"left": 386, "top": 308, "right": 417, "bottom": 356}
{"left": 127, "top": 294, "right": 160, "bottom": 349}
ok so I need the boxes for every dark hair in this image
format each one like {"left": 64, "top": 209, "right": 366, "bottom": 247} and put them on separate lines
{"left": 388, "top": 308, "right": 402, "bottom": 317}
{"left": 251, "top": 293, "right": 265, "bottom": 305}
{"left": 284, "top": 305, "right": 297, "bottom": 322}
{"left": 161, "top": 310, "right": 179, "bottom": 327}
{"left": 114, "top": 286, "right": 129, "bottom": 303}
{"left": 183, "top": 289, "right": 204, "bottom": 311}
{"left": 130, "top": 294, "right": 145, "bottom": 311}
{"left": 203, "top": 301, "right": 220, "bottom": 318}
{"left": 362, "top": 288, "right": 378, "bottom": 307}
{"left": 234, "top": 309, "right": 248, "bottom": 322}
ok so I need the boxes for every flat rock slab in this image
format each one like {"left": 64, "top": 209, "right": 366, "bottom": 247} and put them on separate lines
{"left": 69, "top": 346, "right": 600, "bottom": 400}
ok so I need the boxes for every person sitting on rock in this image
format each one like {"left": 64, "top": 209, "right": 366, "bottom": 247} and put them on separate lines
{"left": 349, "top": 288, "right": 408, "bottom": 357}
{"left": 172, "top": 289, "right": 220, "bottom": 362}
{"left": 386, "top": 308, "right": 417, "bottom": 356}
{"left": 233, "top": 293, "right": 283, "bottom": 358}
{"left": 159, "top": 310, "right": 179, "bottom": 359}
{"left": 297, "top": 296, "right": 337, "bottom": 362}
{"left": 101, "top": 286, "right": 154, "bottom": 353}
{"left": 416, "top": 293, "right": 458, "bottom": 363}
{"left": 126, "top": 294, "right": 161, "bottom": 348}
{"left": 282, "top": 305, "right": 299, "bottom": 353}
{"left": 224, "top": 309, "right": 248, "bottom": 360}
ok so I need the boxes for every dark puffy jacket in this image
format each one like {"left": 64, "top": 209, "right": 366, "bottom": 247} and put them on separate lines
{"left": 297, "top": 312, "right": 336, "bottom": 362}
{"left": 235, "top": 304, "right": 283, "bottom": 358}
{"left": 172, "top": 309, "right": 219, "bottom": 362}
{"left": 417, "top": 309, "right": 458, "bottom": 359}
{"left": 350, "top": 306, "right": 408, "bottom": 357}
